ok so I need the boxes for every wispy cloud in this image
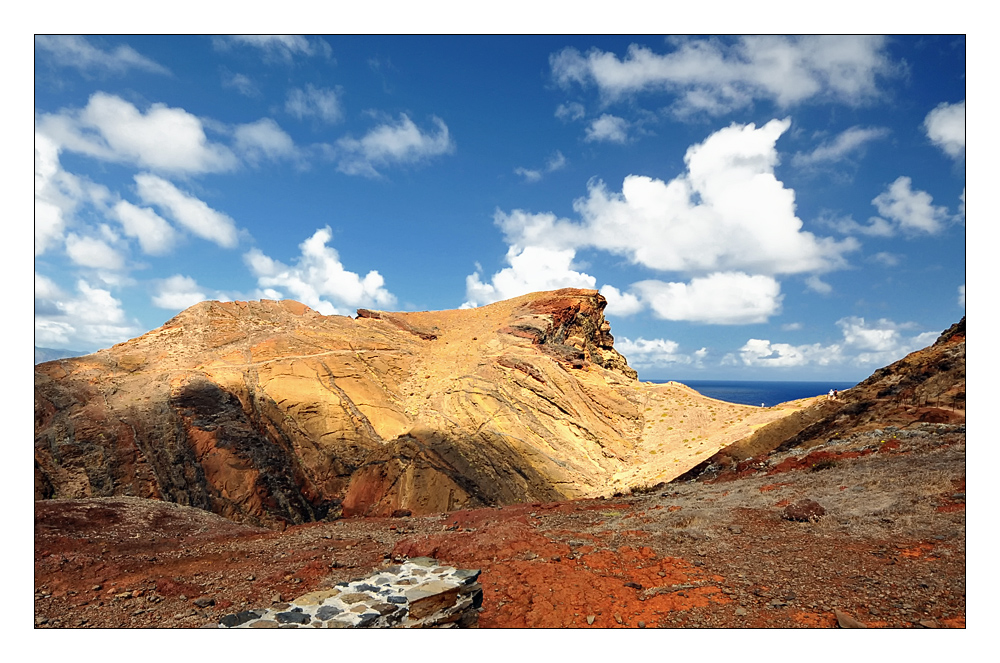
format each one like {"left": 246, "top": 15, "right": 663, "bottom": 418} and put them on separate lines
{"left": 869, "top": 252, "right": 901, "bottom": 267}
{"left": 555, "top": 102, "right": 585, "bottom": 122}
{"left": 134, "top": 173, "right": 240, "bottom": 248}
{"left": 804, "top": 275, "right": 832, "bottom": 295}
{"left": 213, "top": 35, "right": 332, "bottom": 62}
{"left": 233, "top": 118, "right": 300, "bottom": 166}
{"left": 286, "top": 85, "right": 344, "bottom": 124}
{"left": 35, "top": 35, "right": 170, "bottom": 76}
{"left": 333, "top": 114, "right": 454, "bottom": 178}
{"left": 111, "top": 200, "right": 177, "bottom": 256}
{"left": 514, "top": 151, "right": 567, "bottom": 183}
{"left": 221, "top": 70, "right": 259, "bottom": 97}
{"left": 585, "top": 114, "right": 630, "bottom": 143}
{"left": 792, "top": 126, "right": 890, "bottom": 168}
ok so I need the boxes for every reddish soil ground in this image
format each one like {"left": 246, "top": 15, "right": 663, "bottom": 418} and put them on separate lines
{"left": 34, "top": 423, "right": 964, "bottom": 629}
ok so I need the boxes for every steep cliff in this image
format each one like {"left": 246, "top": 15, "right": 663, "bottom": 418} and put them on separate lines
{"left": 34, "top": 289, "right": 814, "bottom": 526}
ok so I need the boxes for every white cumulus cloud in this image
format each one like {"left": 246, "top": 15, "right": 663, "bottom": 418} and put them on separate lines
{"left": 111, "top": 200, "right": 177, "bottom": 255}
{"left": 737, "top": 338, "right": 842, "bottom": 368}
{"left": 152, "top": 275, "right": 214, "bottom": 310}
{"left": 632, "top": 272, "right": 783, "bottom": 325}
{"left": 64, "top": 232, "right": 126, "bottom": 271}
{"left": 837, "top": 316, "right": 900, "bottom": 352}
{"left": 244, "top": 226, "right": 396, "bottom": 315}
{"left": 35, "top": 131, "right": 112, "bottom": 257}
{"left": 465, "top": 119, "right": 855, "bottom": 323}
{"left": 233, "top": 118, "right": 299, "bottom": 165}
{"left": 735, "top": 316, "right": 940, "bottom": 369}
{"left": 35, "top": 132, "right": 75, "bottom": 256}
{"left": 36, "top": 92, "right": 238, "bottom": 175}
{"left": 585, "top": 114, "right": 629, "bottom": 143}
{"left": 600, "top": 285, "right": 643, "bottom": 316}
{"left": 501, "top": 119, "right": 856, "bottom": 276}
{"left": 551, "top": 36, "right": 894, "bottom": 116}
{"left": 334, "top": 114, "right": 455, "bottom": 177}
{"left": 923, "top": 100, "right": 965, "bottom": 159}
{"left": 615, "top": 337, "right": 704, "bottom": 369}
{"left": 836, "top": 316, "right": 938, "bottom": 366}
{"left": 871, "top": 176, "right": 949, "bottom": 235}
{"left": 34, "top": 274, "right": 143, "bottom": 350}
{"left": 134, "top": 173, "right": 240, "bottom": 248}
{"left": 463, "top": 245, "right": 596, "bottom": 308}
{"left": 606, "top": 274, "right": 785, "bottom": 324}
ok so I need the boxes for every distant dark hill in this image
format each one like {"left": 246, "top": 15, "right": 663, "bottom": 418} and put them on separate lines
{"left": 34, "top": 347, "right": 86, "bottom": 364}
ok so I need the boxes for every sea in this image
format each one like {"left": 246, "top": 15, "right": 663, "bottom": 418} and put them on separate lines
{"left": 648, "top": 380, "right": 858, "bottom": 408}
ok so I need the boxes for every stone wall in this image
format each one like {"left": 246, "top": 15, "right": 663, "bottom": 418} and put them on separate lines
{"left": 216, "top": 557, "right": 483, "bottom": 628}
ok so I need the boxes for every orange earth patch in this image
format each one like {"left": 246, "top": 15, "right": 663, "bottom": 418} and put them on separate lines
{"left": 394, "top": 518, "right": 731, "bottom": 629}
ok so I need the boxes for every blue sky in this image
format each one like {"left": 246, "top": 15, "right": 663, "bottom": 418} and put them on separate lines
{"left": 33, "top": 35, "right": 966, "bottom": 381}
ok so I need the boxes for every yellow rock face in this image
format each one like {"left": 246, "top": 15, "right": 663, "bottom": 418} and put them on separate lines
{"left": 34, "top": 289, "right": 809, "bottom": 526}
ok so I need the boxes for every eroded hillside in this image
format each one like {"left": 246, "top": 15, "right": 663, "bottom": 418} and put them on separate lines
{"left": 34, "top": 289, "right": 807, "bottom": 526}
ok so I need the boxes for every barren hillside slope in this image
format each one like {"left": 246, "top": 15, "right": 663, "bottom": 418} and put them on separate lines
{"left": 35, "top": 289, "right": 806, "bottom": 526}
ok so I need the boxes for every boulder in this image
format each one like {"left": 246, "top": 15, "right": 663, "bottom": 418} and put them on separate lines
{"left": 783, "top": 499, "right": 827, "bottom": 522}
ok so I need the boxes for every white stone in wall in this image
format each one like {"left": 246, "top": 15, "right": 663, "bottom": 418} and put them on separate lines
{"left": 216, "top": 557, "right": 483, "bottom": 629}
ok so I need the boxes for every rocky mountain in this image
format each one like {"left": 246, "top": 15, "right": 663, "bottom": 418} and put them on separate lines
{"left": 34, "top": 289, "right": 808, "bottom": 527}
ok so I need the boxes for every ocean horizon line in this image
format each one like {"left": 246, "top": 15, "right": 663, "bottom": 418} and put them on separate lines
{"left": 642, "top": 378, "right": 858, "bottom": 408}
